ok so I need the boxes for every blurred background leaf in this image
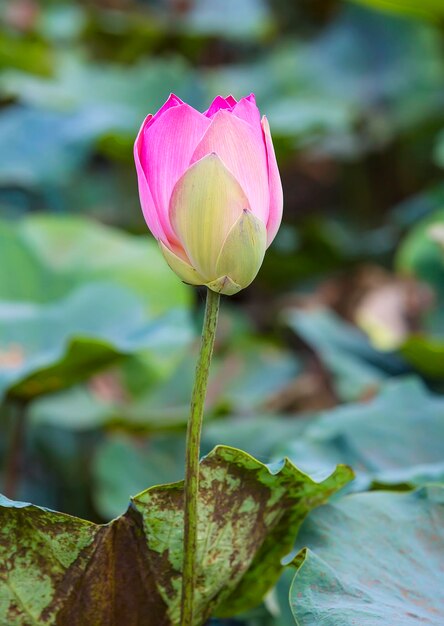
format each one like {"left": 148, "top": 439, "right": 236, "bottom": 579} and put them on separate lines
{"left": 348, "top": 0, "right": 444, "bottom": 22}
{"left": 1, "top": 0, "right": 444, "bottom": 623}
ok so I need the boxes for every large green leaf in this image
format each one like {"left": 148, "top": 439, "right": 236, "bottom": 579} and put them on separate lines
{"left": 90, "top": 416, "right": 303, "bottom": 520}
{"left": 202, "top": 377, "right": 444, "bottom": 493}
{"left": 0, "top": 215, "right": 192, "bottom": 400}
{"left": 0, "top": 215, "right": 191, "bottom": 311}
{"left": 27, "top": 334, "right": 299, "bottom": 434}
{"left": 0, "top": 446, "right": 352, "bottom": 626}
{"left": 0, "top": 283, "right": 191, "bottom": 401}
{"left": 290, "top": 486, "right": 444, "bottom": 625}
{"left": 90, "top": 418, "right": 303, "bottom": 520}
{"left": 276, "top": 377, "right": 444, "bottom": 491}
{"left": 88, "top": 378, "right": 444, "bottom": 521}
{"left": 92, "top": 433, "right": 186, "bottom": 520}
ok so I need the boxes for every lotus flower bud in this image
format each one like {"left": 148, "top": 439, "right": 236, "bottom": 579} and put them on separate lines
{"left": 134, "top": 93, "right": 283, "bottom": 295}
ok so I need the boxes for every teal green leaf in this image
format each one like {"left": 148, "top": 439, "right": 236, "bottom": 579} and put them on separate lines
{"left": 85, "top": 378, "right": 443, "bottom": 522}
{"left": 201, "top": 378, "right": 444, "bottom": 493}
{"left": 0, "top": 446, "right": 352, "bottom": 626}
{"left": 0, "top": 215, "right": 192, "bottom": 400}
{"left": 92, "top": 434, "right": 185, "bottom": 520}
{"left": 276, "top": 377, "right": 444, "bottom": 491}
{"left": 1, "top": 54, "right": 202, "bottom": 137}
{"left": 285, "top": 308, "right": 406, "bottom": 401}
{"left": 290, "top": 486, "right": 444, "bottom": 625}
{"left": 0, "top": 283, "right": 191, "bottom": 401}
{"left": 28, "top": 337, "right": 299, "bottom": 433}
{"left": 0, "top": 107, "right": 98, "bottom": 188}
{"left": 0, "top": 215, "right": 191, "bottom": 312}
{"left": 182, "top": 0, "right": 272, "bottom": 40}
{"left": 209, "top": 338, "right": 301, "bottom": 413}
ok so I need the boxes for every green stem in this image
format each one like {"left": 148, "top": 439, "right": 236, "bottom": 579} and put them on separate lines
{"left": 181, "top": 288, "right": 220, "bottom": 626}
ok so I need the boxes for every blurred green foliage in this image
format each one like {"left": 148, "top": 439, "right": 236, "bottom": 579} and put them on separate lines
{"left": 348, "top": 0, "right": 444, "bottom": 21}
{"left": 1, "top": 1, "right": 444, "bottom": 624}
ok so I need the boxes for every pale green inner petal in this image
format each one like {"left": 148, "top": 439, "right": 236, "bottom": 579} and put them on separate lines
{"left": 169, "top": 154, "right": 249, "bottom": 280}
{"left": 215, "top": 210, "right": 267, "bottom": 289}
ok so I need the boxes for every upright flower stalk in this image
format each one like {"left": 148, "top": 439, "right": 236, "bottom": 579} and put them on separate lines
{"left": 134, "top": 93, "right": 283, "bottom": 624}
{"left": 181, "top": 288, "right": 220, "bottom": 626}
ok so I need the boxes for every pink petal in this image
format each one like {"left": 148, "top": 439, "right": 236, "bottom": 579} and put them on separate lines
{"left": 225, "top": 95, "right": 237, "bottom": 106}
{"left": 143, "top": 93, "right": 183, "bottom": 132}
{"left": 204, "top": 95, "right": 236, "bottom": 117}
{"left": 232, "top": 93, "right": 261, "bottom": 136}
{"left": 191, "top": 110, "right": 269, "bottom": 222}
{"left": 141, "top": 103, "right": 211, "bottom": 244}
{"left": 134, "top": 114, "right": 167, "bottom": 243}
{"left": 262, "top": 116, "right": 283, "bottom": 246}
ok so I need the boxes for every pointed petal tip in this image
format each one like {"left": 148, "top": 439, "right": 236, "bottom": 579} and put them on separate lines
{"left": 211, "top": 107, "right": 231, "bottom": 119}
{"left": 139, "top": 94, "right": 184, "bottom": 134}
{"left": 204, "top": 95, "right": 235, "bottom": 117}
{"left": 194, "top": 151, "right": 225, "bottom": 168}
{"left": 206, "top": 275, "right": 242, "bottom": 296}
{"left": 166, "top": 92, "right": 184, "bottom": 104}
{"left": 135, "top": 113, "right": 153, "bottom": 146}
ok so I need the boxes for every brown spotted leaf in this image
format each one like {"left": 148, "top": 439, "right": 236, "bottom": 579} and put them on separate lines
{"left": 0, "top": 445, "right": 352, "bottom": 626}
